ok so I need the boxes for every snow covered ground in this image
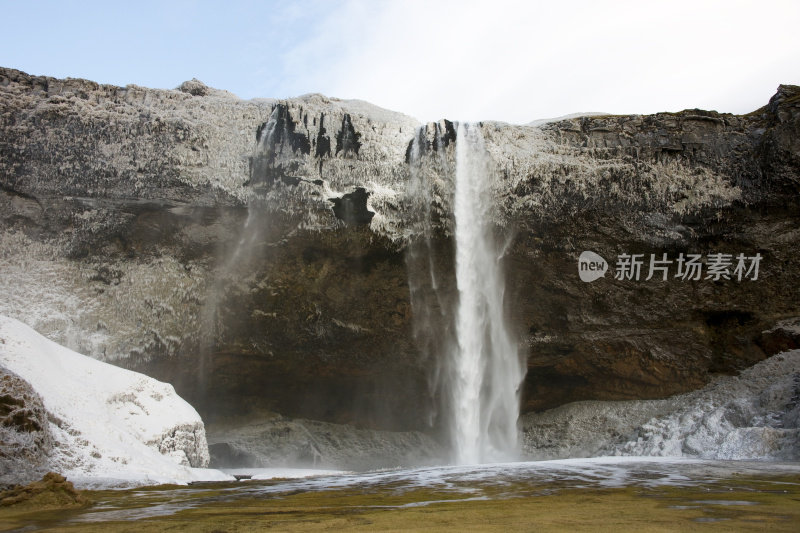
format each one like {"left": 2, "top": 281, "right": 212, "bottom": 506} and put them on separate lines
{"left": 0, "top": 315, "right": 234, "bottom": 487}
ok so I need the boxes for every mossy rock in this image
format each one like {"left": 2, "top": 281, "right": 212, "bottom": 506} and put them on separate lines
{"left": 0, "top": 472, "right": 89, "bottom": 510}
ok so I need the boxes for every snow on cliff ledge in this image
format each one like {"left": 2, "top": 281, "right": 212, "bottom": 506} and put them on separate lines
{"left": 0, "top": 315, "right": 233, "bottom": 487}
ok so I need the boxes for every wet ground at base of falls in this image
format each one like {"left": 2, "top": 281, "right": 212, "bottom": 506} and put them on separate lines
{"left": 3, "top": 458, "right": 800, "bottom": 532}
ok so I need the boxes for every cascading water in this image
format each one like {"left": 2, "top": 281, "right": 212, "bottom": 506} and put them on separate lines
{"left": 450, "top": 122, "right": 523, "bottom": 464}
{"left": 407, "top": 121, "right": 525, "bottom": 465}
{"left": 406, "top": 125, "right": 457, "bottom": 432}
{"left": 197, "top": 106, "right": 280, "bottom": 390}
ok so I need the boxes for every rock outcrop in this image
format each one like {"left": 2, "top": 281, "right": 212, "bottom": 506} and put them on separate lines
{"left": 521, "top": 349, "right": 800, "bottom": 460}
{"left": 0, "top": 472, "right": 88, "bottom": 509}
{"left": 0, "top": 366, "right": 52, "bottom": 489}
{"left": 206, "top": 414, "right": 444, "bottom": 471}
{"left": 1, "top": 67, "right": 799, "bottom": 439}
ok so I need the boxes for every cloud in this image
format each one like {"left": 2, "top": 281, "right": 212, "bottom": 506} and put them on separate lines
{"left": 276, "top": 0, "right": 800, "bottom": 123}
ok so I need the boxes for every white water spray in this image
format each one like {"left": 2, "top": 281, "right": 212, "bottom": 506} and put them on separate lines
{"left": 450, "top": 122, "right": 523, "bottom": 464}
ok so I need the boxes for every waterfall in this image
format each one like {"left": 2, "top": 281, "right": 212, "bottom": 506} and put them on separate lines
{"left": 451, "top": 122, "right": 522, "bottom": 464}
{"left": 197, "top": 106, "right": 280, "bottom": 391}
{"left": 407, "top": 122, "right": 524, "bottom": 464}
{"left": 406, "top": 125, "right": 456, "bottom": 434}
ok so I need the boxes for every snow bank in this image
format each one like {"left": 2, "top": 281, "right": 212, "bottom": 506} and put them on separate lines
{"left": 0, "top": 315, "right": 234, "bottom": 487}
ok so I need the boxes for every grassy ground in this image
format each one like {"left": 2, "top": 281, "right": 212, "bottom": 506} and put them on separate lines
{"left": 1, "top": 473, "right": 798, "bottom": 531}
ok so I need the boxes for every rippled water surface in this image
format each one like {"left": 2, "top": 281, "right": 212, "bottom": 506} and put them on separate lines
{"left": 67, "top": 457, "right": 800, "bottom": 524}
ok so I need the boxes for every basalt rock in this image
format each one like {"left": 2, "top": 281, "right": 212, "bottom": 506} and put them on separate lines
{"left": 206, "top": 413, "right": 444, "bottom": 470}
{"left": 0, "top": 66, "right": 798, "bottom": 436}
{"left": 330, "top": 187, "right": 374, "bottom": 225}
{"left": 520, "top": 349, "right": 800, "bottom": 461}
{"left": 0, "top": 366, "right": 52, "bottom": 489}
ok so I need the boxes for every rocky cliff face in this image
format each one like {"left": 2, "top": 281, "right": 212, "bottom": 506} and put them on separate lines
{"left": 1, "top": 67, "right": 798, "bottom": 438}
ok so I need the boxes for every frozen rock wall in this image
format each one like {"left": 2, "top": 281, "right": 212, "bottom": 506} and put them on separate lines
{"left": 522, "top": 349, "right": 800, "bottom": 460}
{"left": 1, "top": 67, "right": 799, "bottom": 434}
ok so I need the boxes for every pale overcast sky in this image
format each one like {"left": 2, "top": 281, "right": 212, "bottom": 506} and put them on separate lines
{"left": 2, "top": 0, "right": 798, "bottom": 123}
